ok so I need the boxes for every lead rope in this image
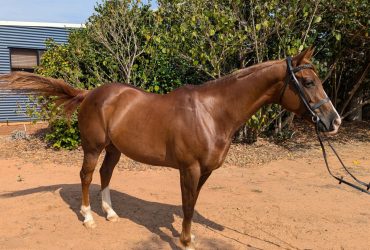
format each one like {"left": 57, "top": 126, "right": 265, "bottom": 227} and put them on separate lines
{"left": 315, "top": 121, "right": 370, "bottom": 194}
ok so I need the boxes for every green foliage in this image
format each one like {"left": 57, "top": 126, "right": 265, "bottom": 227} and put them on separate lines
{"left": 158, "top": 0, "right": 246, "bottom": 78}
{"left": 25, "top": 95, "right": 81, "bottom": 149}
{"left": 45, "top": 117, "right": 81, "bottom": 150}
{"left": 313, "top": 0, "right": 370, "bottom": 116}
{"left": 37, "top": 29, "right": 120, "bottom": 89}
{"left": 134, "top": 53, "right": 204, "bottom": 93}
{"left": 246, "top": 105, "right": 280, "bottom": 133}
{"left": 87, "top": 0, "right": 156, "bottom": 84}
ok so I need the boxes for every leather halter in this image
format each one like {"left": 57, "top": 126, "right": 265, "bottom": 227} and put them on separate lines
{"left": 280, "top": 57, "right": 330, "bottom": 122}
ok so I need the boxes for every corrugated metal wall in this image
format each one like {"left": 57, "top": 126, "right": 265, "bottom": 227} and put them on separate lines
{"left": 0, "top": 25, "right": 70, "bottom": 122}
{"left": 0, "top": 90, "right": 39, "bottom": 122}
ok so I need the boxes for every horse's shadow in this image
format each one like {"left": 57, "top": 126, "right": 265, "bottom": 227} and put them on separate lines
{"left": 1, "top": 184, "right": 301, "bottom": 249}
{"left": 1, "top": 183, "right": 224, "bottom": 249}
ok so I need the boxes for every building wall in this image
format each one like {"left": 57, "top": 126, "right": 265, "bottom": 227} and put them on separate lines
{"left": 0, "top": 25, "right": 69, "bottom": 74}
{"left": 0, "top": 25, "right": 71, "bottom": 122}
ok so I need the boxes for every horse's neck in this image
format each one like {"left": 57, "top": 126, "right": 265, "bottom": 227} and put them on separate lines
{"left": 203, "top": 60, "right": 285, "bottom": 135}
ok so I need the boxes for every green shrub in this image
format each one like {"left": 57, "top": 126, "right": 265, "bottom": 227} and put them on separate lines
{"left": 45, "top": 117, "right": 80, "bottom": 150}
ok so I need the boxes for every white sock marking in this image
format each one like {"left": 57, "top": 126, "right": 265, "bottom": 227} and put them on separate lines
{"left": 101, "top": 187, "right": 118, "bottom": 219}
{"left": 80, "top": 205, "right": 94, "bottom": 223}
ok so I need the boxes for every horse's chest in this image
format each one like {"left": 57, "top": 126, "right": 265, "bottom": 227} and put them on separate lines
{"left": 200, "top": 138, "right": 231, "bottom": 169}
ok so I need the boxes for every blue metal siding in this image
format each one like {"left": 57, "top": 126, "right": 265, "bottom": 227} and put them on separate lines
{"left": 0, "top": 25, "right": 71, "bottom": 122}
{"left": 0, "top": 90, "right": 39, "bottom": 122}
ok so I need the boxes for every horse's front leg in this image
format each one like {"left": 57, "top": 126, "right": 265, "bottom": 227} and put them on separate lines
{"left": 179, "top": 163, "right": 201, "bottom": 250}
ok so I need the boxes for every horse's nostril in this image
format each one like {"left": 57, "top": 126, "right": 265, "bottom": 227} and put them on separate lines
{"left": 333, "top": 117, "right": 341, "bottom": 127}
{"left": 330, "top": 117, "right": 341, "bottom": 131}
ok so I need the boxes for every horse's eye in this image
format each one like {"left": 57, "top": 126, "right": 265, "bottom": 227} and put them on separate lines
{"left": 303, "top": 80, "right": 315, "bottom": 88}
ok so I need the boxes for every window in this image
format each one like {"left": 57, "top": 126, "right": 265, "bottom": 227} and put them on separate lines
{"left": 10, "top": 48, "right": 44, "bottom": 73}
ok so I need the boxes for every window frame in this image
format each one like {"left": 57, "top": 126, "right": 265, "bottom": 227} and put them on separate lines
{"left": 9, "top": 47, "right": 45, "bottom": 73}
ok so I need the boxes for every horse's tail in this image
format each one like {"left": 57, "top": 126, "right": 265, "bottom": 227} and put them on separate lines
{"left": 0, "top": 72, "right": 89, "bottom": 118}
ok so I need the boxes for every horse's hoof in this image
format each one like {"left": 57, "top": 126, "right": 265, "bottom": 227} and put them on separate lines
{"left": 83, "top": 220, "right": 97, "bottom": 229}
{"left": 185, "top": 246, "right": 195, "bottom": 250}
{"left": 180, "top": 237, "right": 195, "bottom": 250}
{"left": 107, "top": 214, "right": 119, "bottom": 222}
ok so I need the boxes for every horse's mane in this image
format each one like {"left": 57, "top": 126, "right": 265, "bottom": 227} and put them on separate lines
{"left": 203, "top": 60, "right": 280, "bottom": 86}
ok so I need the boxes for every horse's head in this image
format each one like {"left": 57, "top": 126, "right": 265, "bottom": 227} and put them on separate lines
{"left": 280, "top": 47, "right": 341, "bottom": 135}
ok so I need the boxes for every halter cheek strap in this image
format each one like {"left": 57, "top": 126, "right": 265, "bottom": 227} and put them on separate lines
{"left": 280, "top": 57, "right": 330, "bottom": 120}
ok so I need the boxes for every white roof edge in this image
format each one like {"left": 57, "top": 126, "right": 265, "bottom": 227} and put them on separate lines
{"left": 0, "top": 21, "right": 85, "bottom": 28}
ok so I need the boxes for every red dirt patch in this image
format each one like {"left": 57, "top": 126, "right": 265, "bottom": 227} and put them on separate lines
{"left": 0, "top": 121, "right": 369, "bottom": 249}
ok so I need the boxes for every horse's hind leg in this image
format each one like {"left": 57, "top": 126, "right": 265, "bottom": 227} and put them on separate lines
{"left": 99, "top": 144, "right": 121, "bottom": 222}
{"left": 80, "top": 149, "right": 102, "bottom": 228}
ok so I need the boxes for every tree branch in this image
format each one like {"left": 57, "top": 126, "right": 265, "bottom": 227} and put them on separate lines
{"left": 340, "top": 61, "right": 370, "bottom": 115}
{"left": 341, "top": 99, "right": 370, "bottom": 119}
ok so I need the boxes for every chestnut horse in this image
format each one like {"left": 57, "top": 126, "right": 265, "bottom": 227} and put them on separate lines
{"left": 0, "top": 48, "right": 341, "bottom": 249}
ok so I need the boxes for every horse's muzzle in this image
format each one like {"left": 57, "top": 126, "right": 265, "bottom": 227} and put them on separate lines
{"left": 318, "top": 115, "right": 341, "bottom": 135}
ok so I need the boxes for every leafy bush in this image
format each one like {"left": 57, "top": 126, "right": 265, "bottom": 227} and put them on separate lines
{"left": 45, "top": 117, "right": 80, "bottom": 150}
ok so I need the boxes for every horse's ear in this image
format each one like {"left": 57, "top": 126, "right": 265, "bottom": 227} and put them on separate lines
{"left": 293, "top": 46, "right": 315, "bottom": 65}
{"left": 304, "top": 46, "right": 315, "bottom": 59}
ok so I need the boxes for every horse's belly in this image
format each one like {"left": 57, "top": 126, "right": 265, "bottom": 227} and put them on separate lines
{"left": 109, "top": 125, "right": 174, "bottom": 167}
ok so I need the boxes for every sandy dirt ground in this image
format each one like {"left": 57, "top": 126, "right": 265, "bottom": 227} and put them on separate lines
{"left": 0, "top": 123, "right": 369, "bottom": 250}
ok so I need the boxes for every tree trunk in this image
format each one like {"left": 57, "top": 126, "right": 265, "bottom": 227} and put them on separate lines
{"left": 340, "top": 61, "right": 370, "bottom": 115}
{"left": 348, "top": 89, "right": 363, "bottom": 121}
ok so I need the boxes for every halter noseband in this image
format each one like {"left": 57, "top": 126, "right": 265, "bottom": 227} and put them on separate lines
{"left": 280, "top": 57, "right": 330, "bottom": 122}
